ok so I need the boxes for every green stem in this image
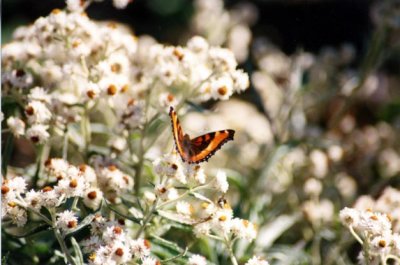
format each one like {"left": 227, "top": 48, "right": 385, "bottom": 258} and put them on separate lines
{"left": 82, "top": 105, "right": 91, "bottom": 161}
{"left": 224, "top": 235, "right": 238, "bottom": 265}
{"left": 135, "top": 198, "right": 159, "bottom": 239}
{"left": 62, "top": 127, "right": 69, "bottom": 160}
{"left": 311, "top": 233, "right": 321, "bottom": 265}
{"left": 156, "top": 184, "right": 209, "bottom": 210}
{"left": 349, "top": 225, "right": 363, "bottom": 245}
{"left": 50, "top": 209, "right": 77, "bottom": 265}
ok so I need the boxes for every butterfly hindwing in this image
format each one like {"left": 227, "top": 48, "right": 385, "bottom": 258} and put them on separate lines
{"left": 169, "top": 107, "right": 235, "bottom": 164}
{"left": 188, "top": 130, "right": 235, "bottom": 163}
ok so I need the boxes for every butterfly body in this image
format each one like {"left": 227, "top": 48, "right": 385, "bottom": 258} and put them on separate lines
{"left": 169, "top": 107, "right": 235, "bottom": 164}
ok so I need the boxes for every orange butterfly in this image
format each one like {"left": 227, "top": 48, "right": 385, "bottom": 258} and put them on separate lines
{"left": 169, "top": 106, "right": 235, "bottom": 164}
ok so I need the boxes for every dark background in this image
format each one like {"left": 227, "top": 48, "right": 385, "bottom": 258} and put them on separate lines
{"left": 3, "top": 0, "right": 372, "bottom": 55}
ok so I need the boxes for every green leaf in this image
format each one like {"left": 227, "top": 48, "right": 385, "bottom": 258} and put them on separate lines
{"left": 71, "top": 237, "right": 84, "bottom": 265}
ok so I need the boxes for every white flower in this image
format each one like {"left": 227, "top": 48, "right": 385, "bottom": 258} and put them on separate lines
{"left": 7, "top": 116, "right": 25, "bottom": 137}
{"left": 209, "top": 47, "right": 237, "bottom": 72}
{"left": 113, "top": 0, "right": 131, "bottom": 9}
{"left": 158, "top": 92, "right": 178, "bottom": 110}
{"left": 8, "top": 176, "right": 27, "bottom": 194}
{"left": 83, "top": 188, "right": 103, "bottom": 210}
{"left": 335, "top": 172, "right": 357, "bottom": 198}
{"left": 28, "top": 87, "right": 51, "bottom": 104}
{"left": 46, "top": 158, "right": 70, "bottom": 180}
{"left": 84, "top": 82, "right": 101, "bottom": 100}
{"left": 231, "top": 218, "right": 257, "bottom": 241}
{"left": 302, "top": 199, "right": 334, "bottom": 225}
{"left": 55, "top": 176, "right": 87, "bottom": 198}
{"left": 141, "top": 257, "right": 158, "bottom": 265}
{"left": 188, "top": 254, "right": 207, "bottom": 265}
{"left": 90, "top": 246, "right": 111, "bottom": 265}
{"left": 111, "top": 240, "right": 132, "bottom": 264}
{"left": 8, "top": 69, "right": 33, "bottom": 88}
{"left": 354, "top": 195, "right": 375, "bottom": 211}
{"left": 7, "top": 205, "right": 27, "bottom": 227}
{"left": 144, "top": 191, "right": 156, "bottom": 204}
{"left": 187, "top": 36, "right": 209, "bottom": 53}
{"left": 81, "top": 235, "right": 102, "bottom": 253}
{"left": 25, "top": 190, "right": 43, "bottom": 210}
{"left": 130, "top": 239, "right": 151, "bottom": 258}
{"left": 98, "top": 166, "right": 134, "bottom": 194}
{"left": 26, "top": 124, "right": 50, "bottom": 144}
{"left": 78, "top": 164, "right": 97, "bottom": 183}
{"left": 176, "top": 201, "right": 193, "bottom": 216}
{"left": 167, "top": 188, "right": 179, "bottom": 201}
{"left": 392, "top": 233, "right": 400, "bottom": 255}
{"left": 303, "top": 178, "right": 322, "bottom": 197}
{"left": 210, "top": 75, "right": 234, "bottom": 100}
{"left": 66, "top": 0, "right": 84, "bottom": 12}
{"left": 25, "top": 100, "right": 52, "bottom": 124}
{"left": 370, "top": 234, "right": 392, "bottom": 255}
{"left": 328, "top": 145, "right": 344, "bottom": 162}
{"left": 108, "top": 137, "right": 127, "bottom": 153}
{"left": 212, "top": 207, "right": 233, "bottom": 233}
{"left": 41, "top": 188, "right": 62, "bottom": 208}
{"left": 232, "top": 69, "right": 249, "bottom": 92}
{"left": 194, "top": 167, "right": 206, "bottom": 184}
{"left": 245, "top": 256, "right": 270, "bottom": 265}
{"left": 194, "top": 222, "right": 211, "bottom": 237}
{"left": 339, "top": 207, "right": 360, "bottom": 227}
{"left": 357, "top": 211, "right": 392, "bottom": 236}
{"left": 310, "top": 149, "right": 328, "bottom": 178}
{"left": 214, "top": 170, "right": 229, "bottom": 193}
{"left": 55, "top": 210, "right": 78, "bottom": 232}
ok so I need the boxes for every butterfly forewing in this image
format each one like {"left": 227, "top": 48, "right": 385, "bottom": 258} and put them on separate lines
{"left": 169, "top": 107, "right": 235, "bottom": 164}
{"left": 169, "top": 107, "right": 189, "bottom": 161}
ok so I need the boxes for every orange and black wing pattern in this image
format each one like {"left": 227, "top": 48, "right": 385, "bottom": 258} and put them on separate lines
{"left": 169, "top": 106, "right": 189, "bottom": 161}
{"left": 169, "top": 106, "right": 235, "bottom": 164}
{"left": 188, "top": 130, "right": 235, "bottom": 163}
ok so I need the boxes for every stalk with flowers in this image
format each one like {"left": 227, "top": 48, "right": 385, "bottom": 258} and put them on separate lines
{"left": 1, "top": 1, "right": 266, "bottom": 265}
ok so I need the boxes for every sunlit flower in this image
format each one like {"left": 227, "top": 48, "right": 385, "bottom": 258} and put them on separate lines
{"left": 188, "top": 254, "right": 207, "bottom": 265}
{"left": 55, "top": 210, "right": 78, "bottom": 233}
{"left": 245, "top": 256, "right": 270, "bottom": 265}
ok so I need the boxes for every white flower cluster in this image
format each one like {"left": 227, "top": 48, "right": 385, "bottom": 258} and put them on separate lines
{"left": 82, "top": 215, "right": 157, "bottom": 265}
{"left": 2, "top": 158, "right": 135, "bottom": 227}
{"left": 192, "top": 0, "right": 257, "bottom": 63}
{"left": 2, "top": 6, "right": 248, "bottom": 147}
{"left": 245, "top": 256, "right": 270, "bottom": 265}
{"left": 45, "top": 158, "right": 133, "bottom": 204}
{"left": 340, "top": 207, "right": 400, "bottom": 260}
{"left": 24, "top": 87, "right": 52, "bottom": 144}
{"left": 148, "top": 36, "right": 249, "bottom": 103}
{"left": 152, "top": 151, "right": 257, "bottom": 244}
{"left": 352, "top": 187, "right": 400, "bottom": 233}
{"left": 192, "top": 199, "right": 257, "bottom": 242}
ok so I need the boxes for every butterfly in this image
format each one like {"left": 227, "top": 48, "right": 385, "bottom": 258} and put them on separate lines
{"left": 169, "top": 106, "right": 235, "bottom": 164}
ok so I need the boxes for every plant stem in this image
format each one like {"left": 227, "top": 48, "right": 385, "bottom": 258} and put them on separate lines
{"left": 224, "top": 235, "right": 238, "bottom": 265}
{"left": 349, "top": 225, "right": 363, "bottom": 245}
{"left": 50, "top": 209, "right": 77, "bottom": 265}
{"left": 135, "top": 198, "right": 158, "bottom": 239}
{"left": 156, "top": 184, "right": 208, "bottom": 210}
{"left": 311, "top": 234, "right": 321, "bottom": 265}
{"left": 62, "top": 127, "right": 69, "bottom": 160}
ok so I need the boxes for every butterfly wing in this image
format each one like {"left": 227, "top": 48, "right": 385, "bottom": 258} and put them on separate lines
{"left": 169, "top": 107, "right": 190, "bottom": 161}
{"left": 187, "top": 129, "right": 235, "bottom": 163}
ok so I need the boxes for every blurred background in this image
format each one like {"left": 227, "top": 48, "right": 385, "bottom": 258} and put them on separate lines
{"left": 3, "top": 0, "right": 372, "bottom": 54}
